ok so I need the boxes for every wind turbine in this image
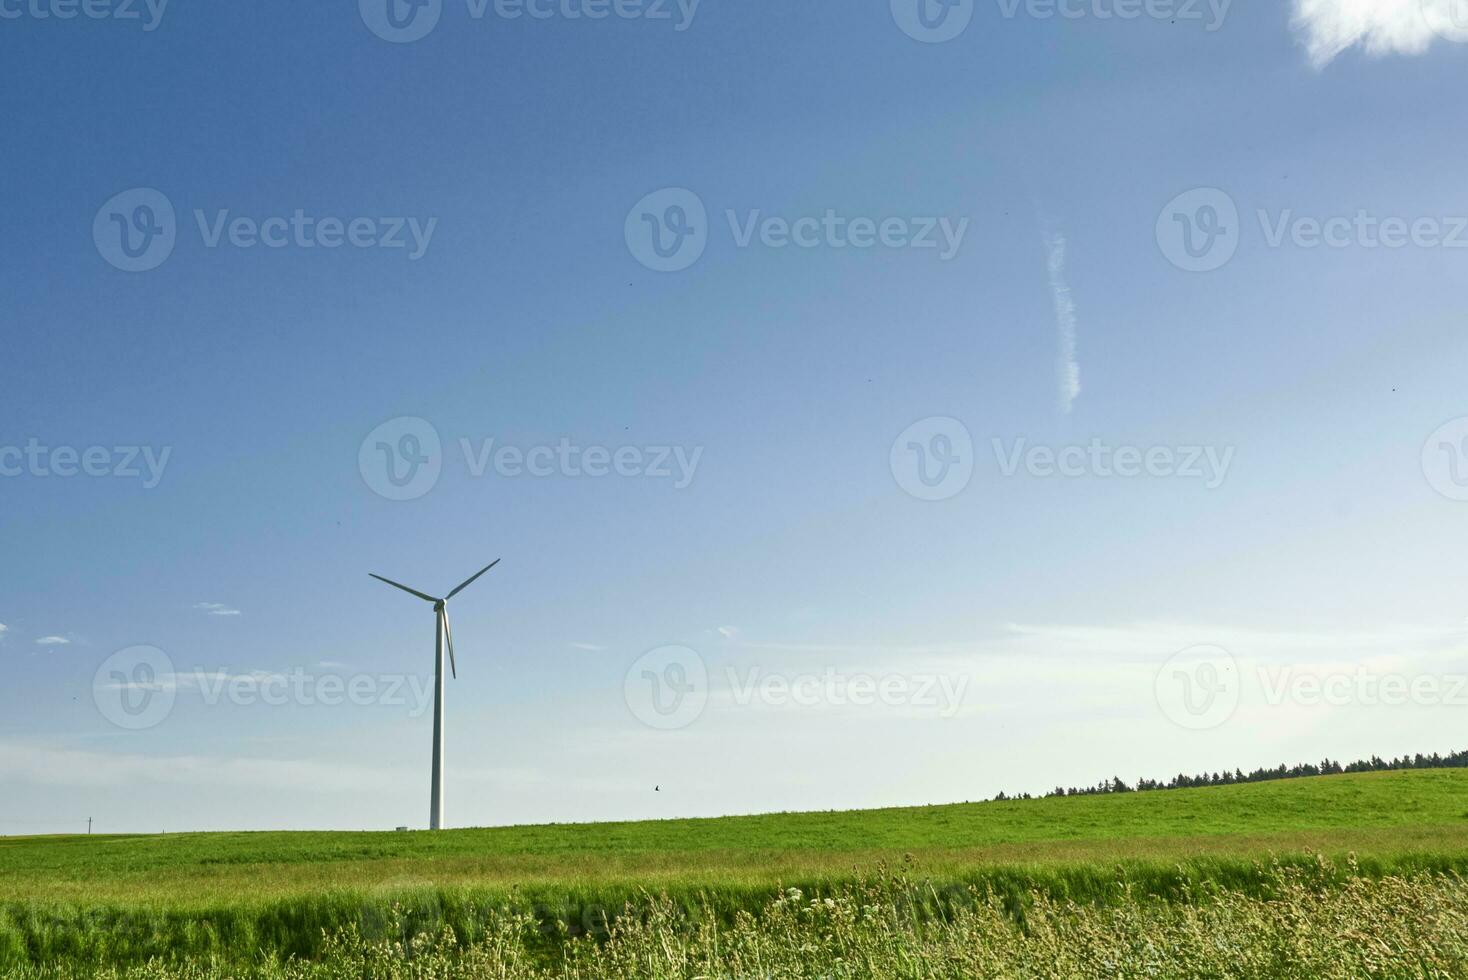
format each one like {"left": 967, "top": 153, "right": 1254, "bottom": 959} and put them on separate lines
{"left": 370, "top": 558, "right": 500, "bottom": 831}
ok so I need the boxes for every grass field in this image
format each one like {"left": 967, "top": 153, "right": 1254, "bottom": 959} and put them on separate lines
{"left": 5, "top": 769, "right": 1468, "bottom": 975}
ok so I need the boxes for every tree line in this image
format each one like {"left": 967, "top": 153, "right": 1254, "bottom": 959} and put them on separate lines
{"left": 989, "top": 748, "right": 1468, "bottom": 801}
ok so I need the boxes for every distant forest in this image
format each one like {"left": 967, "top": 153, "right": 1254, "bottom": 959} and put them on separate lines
{"left": 991, "top": 748, "right": 1468, "bottom": 801}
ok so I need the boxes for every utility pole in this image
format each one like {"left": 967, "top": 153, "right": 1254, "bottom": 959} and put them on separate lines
{"left": 87, "top": 817, "right": 92, "bottom": 835}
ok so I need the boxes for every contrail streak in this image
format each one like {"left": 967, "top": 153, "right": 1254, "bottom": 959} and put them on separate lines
{"left": 1045, "top": 232, "right": 1081, "bottom": 415}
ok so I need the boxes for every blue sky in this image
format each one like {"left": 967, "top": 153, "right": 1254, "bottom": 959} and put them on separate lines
{"left": 3, "top": 0, "right": 1468, "bottom": 833}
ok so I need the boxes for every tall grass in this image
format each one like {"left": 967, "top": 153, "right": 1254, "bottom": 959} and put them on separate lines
{"left": 9, "top": 858, "right": 1468, "bottom": 978}
{"left": 0, "top": 851, "right": 1453, "bottom": 971}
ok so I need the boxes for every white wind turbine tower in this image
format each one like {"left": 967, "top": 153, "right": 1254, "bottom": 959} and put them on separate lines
{"left": 370, "top": 558, "right": 500, "bottom": 831}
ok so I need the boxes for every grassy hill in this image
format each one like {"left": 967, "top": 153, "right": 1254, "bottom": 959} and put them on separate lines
{"left": 5, "top": 769, "right": 1468, "bottom": 973}
{"left": 5, "top": 768, "right": 1468, "bottom": 903}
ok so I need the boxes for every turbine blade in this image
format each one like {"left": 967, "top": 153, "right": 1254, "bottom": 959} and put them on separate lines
{"left": 369, "top": 574, "right": 439, "bottom": 604}
{"left": 441, "top": 608, "right": 457, "bottom": 680}
{"left": 445, "top": 559, "right": 501, "bottom": 600}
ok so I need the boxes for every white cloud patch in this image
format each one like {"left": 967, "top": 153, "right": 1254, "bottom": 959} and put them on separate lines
{"left": 195, "top": 602, "right": 242, "bottom": 617}
{"left": 35, "top": 636, "right": 70, "bottom": 646}
{"left": 1292, "top": 0, "right": 1464, "bottom": 68}
{"left": 1044, "top": 232, "right": 1081, "bottom": 415}
{"left": 0, "top": 623, "right": 7, "bottom": 641}
{"left": 570, "top": 642, "right": 606, "bottom": 652}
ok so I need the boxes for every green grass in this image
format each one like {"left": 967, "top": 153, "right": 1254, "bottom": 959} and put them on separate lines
{"left": 4, "top": 769, "right": 1468, "bottom": 973}
{"left": 20, "top": 864, "right": 1468, "bottom": 979}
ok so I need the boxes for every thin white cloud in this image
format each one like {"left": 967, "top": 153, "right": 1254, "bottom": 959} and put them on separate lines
{"left": 35, "top": 636, "right": 70, "bottom": 646}
{"left": 694, "top": 621, "right": 1468, "bottom": 734}
{"left": 726, "top": 621, "right": 1468, "bottom": 671}
{"left": 0, "top": 623, "right": 7, "bottom": 641}
{"left": 732, "top": 638, "right": 978, "bottom": 656}
{"left": 194, "top": 602, "right": 242, "bottom": 617}
{"left": 716, "top": 625, "right": 741, "bottom": 639}
{"left": 995, "top": 620, "right": 1468, "bottom": 665}
{"left": 183, "top": 669, "right": 289, "bottom": 687}
{"left": 1293, "top": 0, "right": 1462, "bottom": 68}
{"left": 1045, "top": 232, "right": 1081, "bottom": 415}
{"left": 0, "top": 741, "right": 395, "bottom": 793}
{"left": 96, "top": 669, "right": 289, "bottom": 694}
{"left": 570, "top": 642, "right": 605, "bottom": 652}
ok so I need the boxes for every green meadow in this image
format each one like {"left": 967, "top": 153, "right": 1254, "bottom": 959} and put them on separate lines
{"left": 5, "top": 769, "right": 1468, "bottom": 976}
